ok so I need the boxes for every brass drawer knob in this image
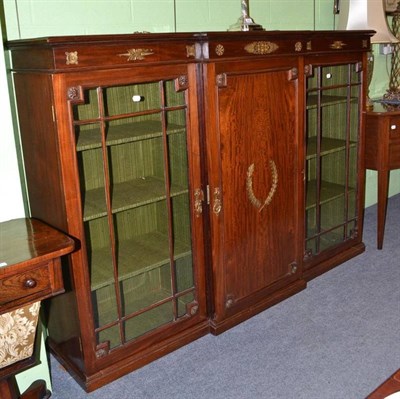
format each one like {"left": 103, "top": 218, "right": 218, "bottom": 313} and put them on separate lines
{"left": 24, "top": 278, "right": 37, "bottom": 289}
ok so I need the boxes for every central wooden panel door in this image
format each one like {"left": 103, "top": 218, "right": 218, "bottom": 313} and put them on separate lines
{"left": 205, "top": 58, "right": 305, "bottom": 333}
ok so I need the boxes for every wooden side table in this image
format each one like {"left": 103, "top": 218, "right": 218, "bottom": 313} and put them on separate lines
{"left": 0, "top": 218, "right": 74, "bottom": 399}
{"left": 365, "top": 104, "right": 400, "bottom": 249}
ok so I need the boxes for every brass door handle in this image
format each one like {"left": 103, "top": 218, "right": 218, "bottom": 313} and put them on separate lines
{"left": 194, "top": 188, "right": 204, "bottom": 217}
{"left": 212, "top": 187, "right": 222, "bottom": 215}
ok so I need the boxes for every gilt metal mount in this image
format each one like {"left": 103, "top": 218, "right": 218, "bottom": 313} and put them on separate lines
{"left": 118, "top": 48, "right": 154, "bottom": 61}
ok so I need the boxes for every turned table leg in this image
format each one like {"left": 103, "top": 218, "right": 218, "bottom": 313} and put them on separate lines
{"left": 377, "top": 169, "right": 390, "bottom": 250}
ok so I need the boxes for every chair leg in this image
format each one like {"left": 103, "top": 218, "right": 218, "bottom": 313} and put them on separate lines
{"left": 0, "top": 377, "right": 19, "bottom": 399}
{"left": 20, "top": 380, "right": 51, "bottom": 399}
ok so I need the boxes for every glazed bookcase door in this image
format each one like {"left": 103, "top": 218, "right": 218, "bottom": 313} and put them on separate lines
{"left": 304, "top": 61, "right": 362, "bottom": 262}
{"left": 69, "top": 75, "right": 201, "bottom": 354}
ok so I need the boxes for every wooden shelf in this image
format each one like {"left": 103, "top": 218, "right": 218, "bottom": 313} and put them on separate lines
{"left": 89, "top": 231, "right": 192, "bottom": 291}
{"left": 82, "top": 176, "right": 188, "bottom": 221}
{"left": 76, "top": 120, "right": 186, "bottom": 151}
{"left": 306, "top": 179, "right": 354, "bottom": 210}
{"left": 306, "top": 137, "right": 356, "bottom": 159}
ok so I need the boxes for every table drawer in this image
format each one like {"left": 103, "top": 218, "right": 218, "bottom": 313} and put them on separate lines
{"left": 388, "top": 117, "right": 400, "bottom": 167}
{"left": 389, "top": 117, "right": 400, "bottom": 138}
{"left": 0, "top": 262, "right": 51, "bottom": 307}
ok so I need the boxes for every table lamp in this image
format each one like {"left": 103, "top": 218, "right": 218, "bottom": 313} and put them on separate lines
{"left": 337, "top": 0, "right": 399, "bottom": 110}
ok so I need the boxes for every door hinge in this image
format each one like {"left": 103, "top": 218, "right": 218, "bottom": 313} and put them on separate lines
{"left": 51, "top": 105, "right": 56, "bottom": 122}
{"left": 206, "top": 184, "right": 210, "bottom": 205}
{"left": 206, "top": 185, "right": 222, "bottom": 215}
{"left": 290, "top": 261, "right": 298, "bottom": 275}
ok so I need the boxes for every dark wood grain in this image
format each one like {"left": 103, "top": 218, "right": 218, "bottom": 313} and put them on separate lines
{"left": 0, "top": 218, "right": 74, "bottom": 268}
{"left": 205, "top": 57, "right": 304, "bottom": 330}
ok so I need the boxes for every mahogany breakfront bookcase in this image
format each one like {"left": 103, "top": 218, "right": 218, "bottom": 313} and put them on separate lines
{"left": 7, "top": 30, "right": 372, "bottom": 391}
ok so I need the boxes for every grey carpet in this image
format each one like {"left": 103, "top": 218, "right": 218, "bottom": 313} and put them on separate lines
{"left": 49, "top": 195, "right": 400, "bottom": 398}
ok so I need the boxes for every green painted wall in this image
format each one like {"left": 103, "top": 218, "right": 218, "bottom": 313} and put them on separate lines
{"left": 3, "top": 0, "right": 336, "bottom": 39}
{"left": 0, "top": 0, "right": 398, "bottom": 392}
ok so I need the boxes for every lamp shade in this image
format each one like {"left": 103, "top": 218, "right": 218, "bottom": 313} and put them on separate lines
{"left": 337, "top": 0, "right": 399, "bottom": 43}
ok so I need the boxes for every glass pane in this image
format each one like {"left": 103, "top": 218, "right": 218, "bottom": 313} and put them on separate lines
{"left": 321, "top": 65, "right": 349, "bottom": 87}
{"left": 168, "top": 114, "right": 189, "bottom": 192}
{"left": 165, "top": 79, "right": 185, "bottom": 107}
{"left": 121, "top": 264, "right": 172, "bottom": 316}
{"left": 319, "top": 226, "right": 344, "bottom": 252}
{"left": 320, "top": 196, "right": 346, "bottom": 231}
{"left": 307, "top": 67, "right": 318, "bottom": 90}
{"left": 92, "top": 281, "right": 117, "bottom": 327}
{"left": 77, "top": 148, "right": 108, "bottom": 221}
{"left": 305, "top": 159, "right": 317, "bottom": 208}
{"left": 85, "top": 218, "right": 116, "bottom": 329}
{"left": 106, "top": 135, "right": 166, "bottom": 215}
{"left": 305, "top": 62, "right": 361, "bottom": 257}
{"left": 171, "top": 194, "right": 193, "bottom": 288}
{"left": 110, "top": 135, "right": 163, "bottom": 182}
{"left": 97, "top": 325, "right": 121, "bottom": 350}
{"left": 351, "top": 64, "right": 361, "bottom": 84}
{"left": 72, "top": 75, "right": 197, "bottom": 350}
{"left": 348, "top": 188, "right": 357, "bottom": 220}
{"left": 321, "top": 100, "right": 349, "bottom": 140}
{"left": 305, "top": 237, "right": 317, "bottom": 256}
{"left": 104, "top": 82, "right": 161, "bottom": 116}
{"left": 73, "top": 88, "right": 99, "bottom": 120}
{"left": 114, "top": 202, "right": 170, "bottom": 273}
{"left": 306, "top": 108, "right": 318, "bottom": 158}
{"left": 75, "top": 124, "right": 102, "bottom": 151}
{"left": 177, "top": 292, "right": 195, "bottom": 318}
{"left": 124, "top": 302, "right": 174, "bottom": 342}
{"left": 175, "top": 255, "right": 194, "bottom": 292}
{"left": 347, "top": 220, "right": 357, "bottom": 239}
{"left": 349, "top": 90, "right": 360, "bottom": 141}
{"left": 105, "top": 115, "right": 163, "bottom": 144}
{"left": 114, "top": 202, "right": 172, "bottom": 296}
